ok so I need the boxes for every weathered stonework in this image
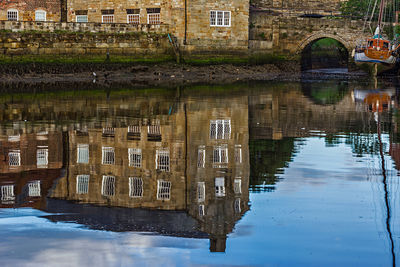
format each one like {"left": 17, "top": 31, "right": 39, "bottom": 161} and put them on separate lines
{"left": 0, "top": 0, "right": 62, "bottom": 21}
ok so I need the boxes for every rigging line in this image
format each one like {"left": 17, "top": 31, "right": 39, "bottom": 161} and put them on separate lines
{"left": 377, "top": 114, "right": 396, "bottom": 267}
{"left": 364, "top": 0, "right": 375, "bottom": 32}
{"left": 370, "top": 0, "right": 380, "bottom": 33}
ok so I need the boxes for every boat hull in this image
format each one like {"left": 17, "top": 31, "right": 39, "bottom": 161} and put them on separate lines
{"left": 354, "top": 51, "right": 396, "bottom": 64}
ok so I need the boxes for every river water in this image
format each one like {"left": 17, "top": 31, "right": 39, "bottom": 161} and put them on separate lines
{"left": 0, "top": 78, "right": 399, "bottom": 266}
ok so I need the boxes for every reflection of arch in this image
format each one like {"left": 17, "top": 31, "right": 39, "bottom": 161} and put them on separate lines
{"left": 301, "top": 81, "right": 349, "bottom": 105}
{"left": 299, "top": 34, "right": 350, "bottom": 71}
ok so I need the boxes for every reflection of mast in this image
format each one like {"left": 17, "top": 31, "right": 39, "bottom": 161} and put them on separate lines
{"left": 376, "top": 113, "right": 396, "bottom": 267}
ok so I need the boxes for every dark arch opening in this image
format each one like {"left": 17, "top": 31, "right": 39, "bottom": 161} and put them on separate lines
{"left": 301, "top": 38, "right": 349, "bottom": 71}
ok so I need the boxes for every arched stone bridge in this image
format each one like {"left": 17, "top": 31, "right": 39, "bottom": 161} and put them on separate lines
{"left": 249, "top": 14, "right": 370, "bottom": 59}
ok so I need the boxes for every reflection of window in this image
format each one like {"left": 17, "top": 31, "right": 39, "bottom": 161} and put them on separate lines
{"left": 7, "top": 9, "right": 18, "bottom": 21}
{"left": 199, "top": 204, "right": 205, "bottom": 216}
{"left": 28, "top": 181, "right": 41, "bottom": 197}
{"left": 156, "top": 149, "right": 170, "bottom": 172}
{"left": 102, "top": 147, "right": 115, "bottom": 165}
{"left": 128, "top": 125, "right": 141, "bottom": 140}
{"left": 197, "top": 182, "right": 205, "bottom": 202}
{"left": 157, "top": 180, "right": 171, "bottom": 200}
{"left": 213, "top": 145, "right": 228, "bottom": 165}
{"left": 77, "top": 144, "right": 89, "bottom": 164}
{"left": 128, "top": 148, "right": 142, "bottom": 168}
{"left": 35, "top": 10, "right": 46, "bottom": 21}
{"left": 210, "top": 120, "right": 231, "bottom": 139}
{"left": 102, "top": 127, "right": 115, "bottom": 137}
{"left": 37, "top": 147, "right": 48, "bottom": 168}
{"left": 147, "top": 8, "right": 161, "bottom": 24}
{"left": 8, "top": 150, "right": 20, "bottom": 166}
{"left": 215, "top": 177, "right": 225, "bottom": 197}
{"left": 197, "top": 146, "right": 205, "bottom": 168}
{"left": 1, "top": 185, "right": 14, "bottom": 203}
{"left": 234, "top": 145, "right": 242, "bottom": 164}
{"left": 102, "top": 176, "right": 115, "bottom": 196}
{"left": 234, "top": 178, "right": 242, "bottom": 194}
{"left": 234, "top": 198, "right": 241, "bottom": 213}
{"left": 129, "top": 177, "right": 143, "bottom": 197}
{"left": 8, "top": 135, "right": 20, "bottom": 142}
{"left": 76, "top": 175, "right": 90, "bottom": 194}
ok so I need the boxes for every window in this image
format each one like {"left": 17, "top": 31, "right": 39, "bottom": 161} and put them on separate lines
{"left": 8, "top": 150, "right": 20, "bottom": 166}
{"left": 213, "top": 145, "right": 228, "bottom": 166}
{"left": 7, "top": 9, "right": 18, "bottom": 21}
{"left": 76, "top": 175, "right": 90, "bottom": 194}
{"left": 210, "top": 120, "right": 231, "bottom": 139}
{"left": 37, "top": 147, "right": 48, "bottom": 168}
{"left": 76, "top": 15, "right": 88, "bottom": 22}
{"left": 102, "top": 127, "right": 115, "bottom": 137}
{"left": 102, "top": 176, "right": 115, "bottom": 196}
{"left": 147, "top": 8, "right": 161, "bottom": 24}
{"left": 129, "top": 177, "right": 143, "bottom": 197}
{"left": 234, "top": 178, "right": 242, "bottom": 194}
{"left": 157, "top": 180, "right": 171, "bottom": 200}
{"left": 35, "top": 10, "right": 46, "bottom": 22}
{"left": 156, "top": 149, "right": 170, "bottom": 172}
{"left": 234, "top": 145, "right": 242, "bottom": 164}
{"left": 102, "top": 147, "right": 115, "bottom": 165}
{"left": 197, "top": 146, "right": 205, "bottom": 168}
{"left": 77, "top": 144, "right": 89, "bottom": 164}
{"left": 234, "top": 198, "right": 241, "bottom": 213}
{"left": 128, "top": 148, "right": 142, "bottom": 168}
{"left": 102, "top": 15, "right": 114, "bottom": 23}
{"left": 199, "top": 204, "right": 205, "bottom": 217}
{"left": 210, "top": 11, "right": 230, "bottom": 27}
{"left": 28, "top": 181, "right": 41, "bottom": 197}
{"left": 127, "top": 9, "right": 140, "bottom": 24}
{"left": 1, "top": 185, "right": 14, "bottom": 203}
{"left": 197, "top": 182, "right": 205, "bottom": 202}
{"left": 215, "top": 177, "right": 225, "bottom": 197}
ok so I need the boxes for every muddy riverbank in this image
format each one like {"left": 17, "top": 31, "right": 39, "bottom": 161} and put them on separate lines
{"left": 0, "top": 61, "right": 369, "bottom": 89}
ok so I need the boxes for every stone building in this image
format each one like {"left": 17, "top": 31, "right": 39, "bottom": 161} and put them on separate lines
{"left": 0, "top": 0, "right": 63, "bottom": 21}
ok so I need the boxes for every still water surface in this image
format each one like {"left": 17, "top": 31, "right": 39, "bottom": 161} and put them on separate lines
{"left": 0, "top": 80, "right": 399, "bottom": 266}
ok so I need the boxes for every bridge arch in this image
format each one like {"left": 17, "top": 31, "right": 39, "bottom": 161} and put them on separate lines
{"left": 296, "top": 34, "right": 352, "bottom": 71}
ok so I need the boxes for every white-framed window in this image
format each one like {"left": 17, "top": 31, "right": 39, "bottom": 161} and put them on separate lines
{"left": 234, "top": 198, "right": 241, "bottom": 213}
{"left": 157, "top": 180, "right": 171, "bottom": 200}
{"left": 213, "top": 145, "right": 228, "bottom": 165}
{"left": 215, "top": 177, "right": 225, "bottom": 197}
{"left": 8, "top": 135, "right": 20, "bottom": 142}
{"left": 102, "top": 127, "right": 115, "bottom": 136}
{"left": 35, "top": 10, "right": 47, "bottom": 22}
{"left": 37, "top": 147, "right": 48, "bottom": 168}
{"left": 128, "top": 148, "right": 142, "bottom": 168}
{"left": 8, "top": 150, "right": 21, "bottom": 166}
{"left": 7, "top": 9, "right": 18, "bottom": 21}
{"left": 210, "top": 11, "right": 230, "bottom": 27}
{"left": 1, "top": 185, "right": 15, "bottom": 202}
{"left": 147, "top": 8, "right": 161, "bottom": 24}
{"left": 128, "top": 14, "right": 140, "bottom": 24}
{"left": 76, "top": 15, "right": 88, "bottom": 22}
{"left": 77, "top": 144, "right": 89, "bottom": 164}
{"left": 234, "top": 178, "right": 242, "bottom": 194}
{"left": 156, "top": 149, "right": 170, "bottom": 172}
{"left": 199, "top": 204, "right": 205, "bottom": 217}
{"left": 234, "top": 145, "right": 242, "bottom": 164}
{"left": 197, "top": 182, "right": 205, "bottom": 202}
{"left": 197, "top": 146, "right": 205, "bottom": 168}
{"left": 102, "top": 175, "right": 115, "bottom": 196}
{"left": 102, "top": 147, "right": 115, "bottom": 165}
{"left": 129, "top": 177, "right": 143, "bottom": 197}
{"left": 102, "top": 15, "right": 114, "bottom": 23}
{"left": 76, "top": 175, "right": 90, "bottom": 194}
{"left": 210, "top": 120, "right": 231, "bottom": 139}
{"left": 28, "top": 181, "right": 41, "bottom": 197}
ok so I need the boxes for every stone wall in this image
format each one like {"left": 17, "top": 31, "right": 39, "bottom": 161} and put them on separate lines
{"left": 0, "top": 0, "right": 62, "bottom": 22}
{"left": 0, "top": 21, "right": 172, "bottom": 56}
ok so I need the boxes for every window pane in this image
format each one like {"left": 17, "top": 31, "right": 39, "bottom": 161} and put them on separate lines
{"left": 128, "top": 14, "right": 140, "bottom": 24}
{"left": 76, "top": 15, "right": 88, "bottom": 22}
{"left": 102, "top": 176, "right": 115, "bottom": 196}
{"left": 76, "top": 175, "right": 90, "bottom": 194}
{"left": 224, "top": 12, "right": 230, "bottom": 26}
{"left": 156, "top": 150, "right": 170, "bottom": 172}
{"left": 129, "top": 177, "right": 143, "bottom": 197}
{"left": 77, "top": 144, "right": 89, "bottom": 163}
{"left": 148, "top": 13, "right": 160, "bottom": 24}
{"left": 37, "top": 148, "right": 48, "bottom": 168}
{"left": 28, "top": 181, "right": 41, "bottom": 197}
{"left": 7, "top": 10, "right": 18, "bottom": 21}
{"left": 128, "top": 148, "right": 142, "bottom": 168}
{"left": 35, "top": 11, "right": 46, "bottom": 21}
{"left": 102, "top": 147, "right": 115, "bottom": 165}
{"left": 217, "top": 11, "right": 223, "bottom": 26}
{"left": 210, "top": 11, "right": 216, "bottom": 26}
{"left": 157, "top": 180, "right": 171, "bottom": 200}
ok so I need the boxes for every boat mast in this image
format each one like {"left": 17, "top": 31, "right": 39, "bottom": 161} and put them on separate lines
{"left": 377, "top": 0, "right": 385, "bottom": 35}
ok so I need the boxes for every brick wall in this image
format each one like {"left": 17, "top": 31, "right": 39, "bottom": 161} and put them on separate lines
{"left": 0, "top": 0, "right": 62, "bottom": 21}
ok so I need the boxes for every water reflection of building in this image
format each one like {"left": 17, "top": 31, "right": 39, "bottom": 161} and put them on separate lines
{"left": 0, "top": 131, "right": 63, "bottom": 208}
{"left": 0, "top": 93, "right": 251, "bottom": 252}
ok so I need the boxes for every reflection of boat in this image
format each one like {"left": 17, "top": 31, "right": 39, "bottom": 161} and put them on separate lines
{"left": 352, "top": 88, "right": 395, "bottom": 112}
{"left": 353, "top": 0, "right": 400, "bottom": 75}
